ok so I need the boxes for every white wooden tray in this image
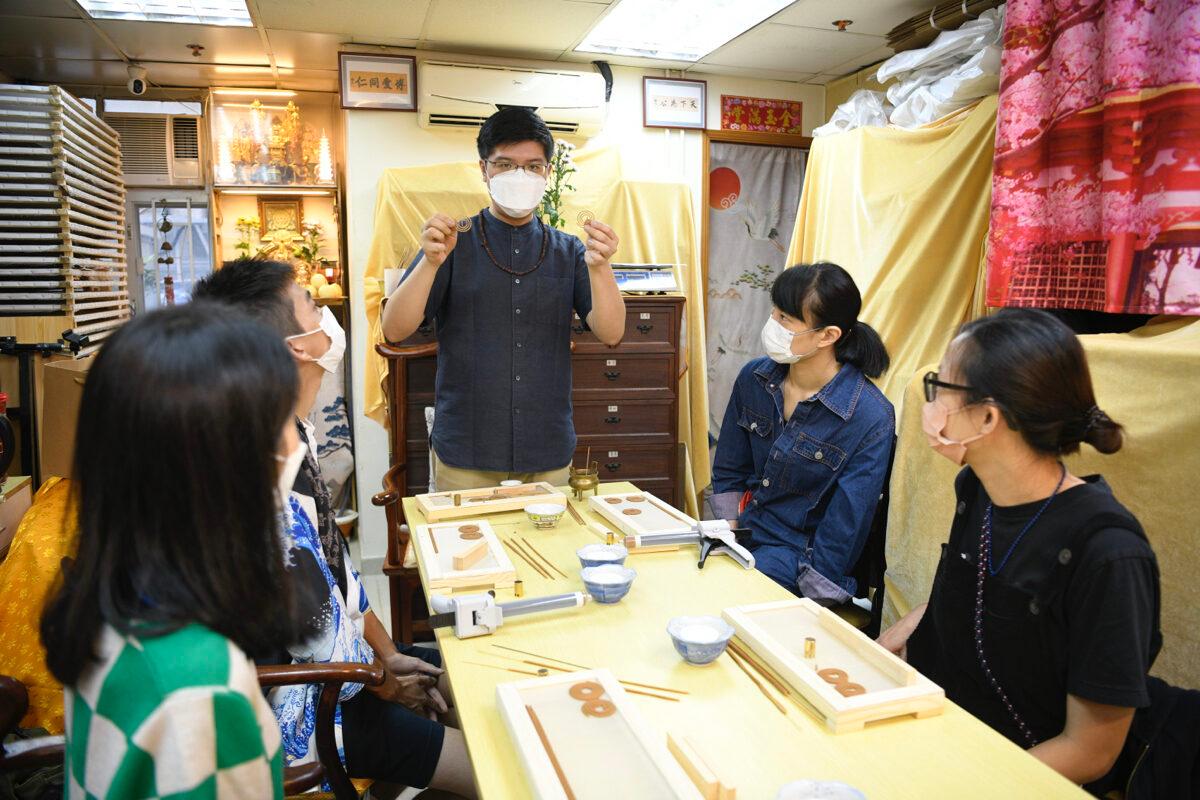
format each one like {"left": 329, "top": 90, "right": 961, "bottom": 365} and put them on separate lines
{"left": 496, "top": 669, "right": 702, "bottom": 800}
{"left": 723, "top": 598, "right": 944, "bottom": 733}
{"left": 411, "top": 518, "right": 516, "bottom": 590}
{"left": 414, "top": 481, "right": 566, "bottom": 522}
{"left": 587, "top": 491, "right": 695, "bottom": 538}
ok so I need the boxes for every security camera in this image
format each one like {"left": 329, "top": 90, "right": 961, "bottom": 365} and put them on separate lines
{"left": 127, "top": 64, "right": 148, "bottom": 96}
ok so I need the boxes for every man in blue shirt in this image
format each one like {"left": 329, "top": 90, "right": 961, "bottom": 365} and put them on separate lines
{"left": 383, "top": 108, "right": 625, "bottom": 491}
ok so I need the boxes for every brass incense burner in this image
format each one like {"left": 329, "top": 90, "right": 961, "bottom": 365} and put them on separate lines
{"left": 568, "top": 461, "right": 600, "bottom": 501}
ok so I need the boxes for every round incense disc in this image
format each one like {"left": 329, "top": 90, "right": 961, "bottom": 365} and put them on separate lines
{"left": 569, "top": 681, "right": 603, "bottom": 701}
{"left": 577, "top": 210, "right": 595, "bottom": 227}
{"left": 458, "top": 524, "right": 481, "bottom": 534}
{"left": 455, "top": 217, "right": 473, "bottom": 233}
{"left": 837, "top": 682, "right": 866, "bottom": 697}
{"left": 817, "top": 668, "right": 848, "bottom": 684}
{"left": 581, "top": 699, "right": 615, "bottom": 718}
{"left": 622, "top": 508, "right": 642, "bottom": 516}
{"left": 604, "top": 497, "right": 622, "bottom": 505}
{"left": 459, "top": 531, "right": 483, "bottom": 540}
{"left": 626, "top": 496, "right": 646, "bottom": 503}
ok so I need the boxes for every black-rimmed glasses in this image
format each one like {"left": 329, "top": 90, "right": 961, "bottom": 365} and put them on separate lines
{"left": 923, "top": 371, "right": 974, "bottom": 402}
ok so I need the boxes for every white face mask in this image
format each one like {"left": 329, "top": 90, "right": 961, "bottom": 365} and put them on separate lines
{"left": 487, "top": 170, "right": 547, "bottom": 218}
{"left": 761, "top": 316, "right": 821, "bottom": 364}
{"left": 287, "top": 306, "right": 345, "bottom": 374}
{"left": 275, "top": 441, "right": 306, "bottom": 504}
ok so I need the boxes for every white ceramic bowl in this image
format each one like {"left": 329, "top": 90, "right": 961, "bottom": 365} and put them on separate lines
{"left": 580, "top": 564, "right": 637, "bottom": 604}
{"left": 666, "top": 616, "right": 735, "bottom": 665}
{"left": 576, "top": 543, "right": 629, "bottom": 569}
{"left": 525, "top": 503, "right": 566, "bottom": 529}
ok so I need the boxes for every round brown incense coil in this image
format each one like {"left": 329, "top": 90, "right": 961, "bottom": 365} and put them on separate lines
{"left": 625, "top": 496, "right": 646, "bottom": 503}
{"left": 604, "top": 497, "right": 622, "bottom": 505}
{"left": 581, "top": 699, "right": 616, "bottom": 718}
{"left": 817, "top": 668, "right": 848, "bottom": 684}
{"left": 577, "top": 210, "right": 595, "bottom": 228}
{"left": 458, "top": 524, "right": 480, "bottom": 534}
{"left": 622, "top": 508, "right": 642, "bottom": 516}
{"left": 568, "top": 681, "right": 604, "bottom": 701}
{"left": 837, "top": 682, "right": 866, "bottom": 697}
{"left": 455, "top": 217, "right": 473, "bottom": 233}
{"left": 459, "top": 531, "right": 483, "bottom": 540}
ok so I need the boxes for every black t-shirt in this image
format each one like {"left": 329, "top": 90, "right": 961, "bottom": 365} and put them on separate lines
{"left": 963, "top": 479, "right": 1158, "bottom": 708}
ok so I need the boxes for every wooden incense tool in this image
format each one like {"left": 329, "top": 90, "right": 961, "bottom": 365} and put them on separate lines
{"left": 504, "top": 540, "right": 551, "bottom": 579}
{"left": 467, "top": 484, "right": 547, "bottom": 503}
{"left": 565, "top": 501, "right": 585, "bottom": 526}
{"left": 526, "top": 705, "right": 578, "bottom": 800}
{"left": 521, "top": 537, "right": 568, "bottom": 579}
{"left": 452, "top": 539, "right": 488, "bottom": 571}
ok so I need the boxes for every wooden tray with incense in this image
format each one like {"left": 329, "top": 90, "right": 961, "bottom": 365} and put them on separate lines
{"left": 414, "top": 481, "right": 567, "bottom": 522}
{"left": 412, "top": 519, "right": 516, "bottom": 590}
{"left": 587, "top": 490, "right": 696, "bottom": 539}
{"left": 496, "top": 668, "right": 701, "bottom": 800}
{"left": 723, "top": 598, "right": 944, "bottom": 733}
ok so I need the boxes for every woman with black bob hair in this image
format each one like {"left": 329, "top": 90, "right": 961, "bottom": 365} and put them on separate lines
{"left": 879, "top": 308, "right": 1161, "bottom": 790}
{"left": 712, "top": 262, "right": 895, "bottom": 604}
{"left": 41, "top": 302, "right": 318, "bottom": 797}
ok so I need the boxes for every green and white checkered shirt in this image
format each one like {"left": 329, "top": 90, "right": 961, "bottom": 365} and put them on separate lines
{"left": 64, "top": 622, "right": 283, "bottom": 799}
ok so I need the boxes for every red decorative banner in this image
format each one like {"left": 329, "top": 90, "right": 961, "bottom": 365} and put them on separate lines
{"left": 720, "top": 95, "right": 803, "bottom": 134}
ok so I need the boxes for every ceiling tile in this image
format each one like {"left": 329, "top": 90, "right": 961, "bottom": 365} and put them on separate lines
{"left": 254, "top": 0, "right": 432, "bottom": 40}
{"left": 686, "top": 64, "right": 816, "bottom": 83}
{"left": 344, "top": 36, "right": 421, "bottom": 47}
{"left": 0, "top": 16, "right": 118, "bottom": 61}
{"left": 700, "top": 23, "right": 883, "bottom": 75}
{"left": 825, "top": 44, "right": 895, "bottom": 79}
{"left": 0, "top": 0, "right": 81, "bottom": 17}
{"left": 423, "top": 0, "right": 607, "bottom": 53}
{"left": 771, "top": 0, "right": 936, "bottom": 37}
{"left": 807, "top": 74, "right": 842, "bottom": 85}
{"left": 264, "top": 29, "right": 343, "bottom": 70}
{"left": 151, "top": 60, "right": 276, "bottom": 88}
{"left": 419, "top": 43, "right": 568, "bottom": 64}
{"left": 272, "top": 67, "right": 339, "bottom": 91}
{"left": 95, "top": 19, "right": 271, "bottom": 65}
{"left": 0, "top": 55, "right": 127, "bottom": 86}
{"left": 556, "top": 51, "right": 694, "bottom": 72}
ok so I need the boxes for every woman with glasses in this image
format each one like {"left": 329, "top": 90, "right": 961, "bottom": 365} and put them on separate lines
{"left": 879, "top": 308, "right": 1160, "bottom": 789}
{"left": 711, "top": 262, "right": 894, "bottom": 604}
{"left": 382, "top": 107, "right": 626, "bottom": 492}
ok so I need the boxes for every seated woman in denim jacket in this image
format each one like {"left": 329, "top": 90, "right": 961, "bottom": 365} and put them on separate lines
{"left": 712, "top": 262, "right": 894, "bottom": 604}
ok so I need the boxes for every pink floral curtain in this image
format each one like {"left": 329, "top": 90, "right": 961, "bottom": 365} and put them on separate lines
{"left": 986, "top": 0, "right": 1200, "bottom": 315}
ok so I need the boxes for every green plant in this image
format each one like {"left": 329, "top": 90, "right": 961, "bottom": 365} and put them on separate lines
{"left": 233, "top": 216, "right": 259, "bottom": 260}
{"left": 538, "top": 140, "right": 576, "bottom": 229}
{"left": 292, "top": 222, "right": 326, "bottom": 267}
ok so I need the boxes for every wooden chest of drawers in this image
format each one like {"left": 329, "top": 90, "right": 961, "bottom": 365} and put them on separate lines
{"left": 379, "top": 294, "right": 686, "bottom": 509}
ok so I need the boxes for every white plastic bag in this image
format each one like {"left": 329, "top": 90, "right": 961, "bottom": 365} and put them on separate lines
{"left": 889, "top": 44, "right": 1001, "bottom": 127}
{"left": 813, "top": 90, "right": 893, "bottom": 137}
{"left": 876, "top": 5, "right": 1005, "bottom": 84}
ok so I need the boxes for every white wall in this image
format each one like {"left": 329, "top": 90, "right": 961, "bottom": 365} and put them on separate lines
{"left": 345, "top": 55, "right": 824, "bottom": 568}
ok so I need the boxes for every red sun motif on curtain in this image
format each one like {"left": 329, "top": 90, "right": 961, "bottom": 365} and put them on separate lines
{"left": 709, "top": 167, "right": 741, "bottom": 210}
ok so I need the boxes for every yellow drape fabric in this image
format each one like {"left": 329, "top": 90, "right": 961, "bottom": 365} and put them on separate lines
{"left": 0, "top": 477, "right": 76, "bottom": 733}
{"left": 784, "top": 94, "right": 1198, "bottom": 685}
{"left": 362, "top": 147, "right": 711, "bottom": 514}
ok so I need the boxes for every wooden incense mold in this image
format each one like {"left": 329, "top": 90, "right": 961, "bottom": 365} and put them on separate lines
{"left": 452, "top": 538, "right": 489, "bottom": 570}
{"left": 723, "top": 598, "right": 945, "bottom": 733}
{"left": 416, "top": 481, "right": 568, "bottom": 522}
{"left": 588, "top": 491, "right": 697, "bottom": 540}
{"left": 414, "top": 519, "right": 516, "bottom": 590}
{"left": 496, "top": 669, "right": 703, "bottom": 800}
{"left": 667, "top": 733, "right": 736, "bottom": 800}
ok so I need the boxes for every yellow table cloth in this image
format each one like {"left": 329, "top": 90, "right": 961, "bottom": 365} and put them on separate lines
{"left": 403, "top": 482, "right": 1085, "bottom": 799}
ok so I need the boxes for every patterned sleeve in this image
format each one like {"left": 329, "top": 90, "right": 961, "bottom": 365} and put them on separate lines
{"left": 345, "top": 555, "right": 371, "bottom": 615}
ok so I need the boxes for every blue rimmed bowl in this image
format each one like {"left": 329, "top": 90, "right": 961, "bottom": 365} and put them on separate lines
{"left": 576, "top": 543, "right": 628, "bottom": 569}
{"left": 580, "top": 564, "right": 636, "bottom": 604}
{"left": 667, "top": 616, "right": 735, "bottom": 665}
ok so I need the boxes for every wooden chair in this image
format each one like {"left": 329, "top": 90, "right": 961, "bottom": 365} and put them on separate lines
{"left": 0, "top": 662, "right": 384, "bottom": 800}
{"left": 375, "top": 339, "right": 438, "bottom": 645}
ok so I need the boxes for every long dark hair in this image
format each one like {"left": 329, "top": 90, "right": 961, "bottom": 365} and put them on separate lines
{"left": 41, "top": 302, "right": 317, "bottom": 684}
{"left": 954, "top": 308, "right": 1123, "bottom": 456}
{"left": 771, "top": 262, "right": 890, "bottom": 378}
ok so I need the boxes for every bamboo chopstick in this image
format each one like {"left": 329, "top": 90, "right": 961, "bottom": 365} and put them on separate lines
{"left": 565, "top": 501, "right": 585, "bottom": 526}
{"left": 429, "top": 530, "right": 440, "bottom": 554}
{"left": 728, "top": 641, "right": 790, "bottom": 697}
{"left": 527, "top": 705, "right": 578, "bottom": 800}
{"left": 521, "top": 536, "right": 569, "bottom": 579}
{"left": 727, "top": 649, "right": 788, "bottom": 715}
{"left": 504, "top": 540, "right": 551, "bottom": 579}
{"left": 462, "top": 661, "right": 541, "bottom": 676}
{"left": 488, "top": 644, "right": 689, "bottom": 695}
{"left": 625, "top": 687, "right": 681, "bottom": 703}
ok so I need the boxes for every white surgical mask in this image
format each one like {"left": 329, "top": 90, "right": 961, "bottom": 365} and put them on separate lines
{"left": 275, "top": 442, "right": 306, "bottom": 504}
{"left": 488, "top": 170, "right": 547, "bottom": 218}
{"left": 287, "top": 306, "right": 345, "bottom": 374}
{"left": 761, "top": 316, "right": 821, "bottom": 364}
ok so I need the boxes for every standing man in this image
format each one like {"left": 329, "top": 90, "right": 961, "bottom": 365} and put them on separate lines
{"left": 382, "top": 107, "right": 625, "bottom": 491}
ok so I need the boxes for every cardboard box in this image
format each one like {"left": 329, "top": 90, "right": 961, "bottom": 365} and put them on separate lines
{"left": 41, "top": 357, "right": 91, "bottom": 480}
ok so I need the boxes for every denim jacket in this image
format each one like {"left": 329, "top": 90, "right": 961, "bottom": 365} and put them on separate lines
{"left": 712, "top": 358, "right": 895, "bottom": 604}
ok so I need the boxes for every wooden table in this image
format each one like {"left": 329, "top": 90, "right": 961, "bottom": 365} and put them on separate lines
{"left": 403, "top": 482, "right": 1086, "bottom": 800}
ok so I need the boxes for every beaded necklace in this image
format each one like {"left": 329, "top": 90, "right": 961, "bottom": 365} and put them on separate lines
{"left": 973, "top": 462, "right": 1067, "bottom": 748}
{"left": 475, "top": 212, "right": 550, "bottom": 276}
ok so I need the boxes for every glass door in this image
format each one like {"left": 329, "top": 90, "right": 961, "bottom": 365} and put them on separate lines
{"left": 126, "top": 191, "right": 213, "bottom": 313}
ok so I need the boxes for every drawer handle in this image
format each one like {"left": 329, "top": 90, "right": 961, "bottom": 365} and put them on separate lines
{"left": 604, "top": 415, "right": 621, "bottom": 424}
{"left": 604, "top": 370, "right": 621, "bottom": 381}
{"left": 605, "top": 461, "right": 621, "bottom": 471}
{"left": 636, "top": 323, "right": 654, "bottom": 334}
{"left": 571, "top": 323, "right": 586, "bottom": 334}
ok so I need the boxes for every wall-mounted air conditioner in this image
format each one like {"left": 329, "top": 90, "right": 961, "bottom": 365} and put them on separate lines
{"left": 103, "top": 114, "right": 203, "bottom": 187}
{"left": 418, "top": 61, "right": 606, "bottom": 137}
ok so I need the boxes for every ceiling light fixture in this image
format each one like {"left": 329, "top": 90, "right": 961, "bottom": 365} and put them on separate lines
{"left": 575, "top": 0, "right": 794, "bottom": 62}
{"left": 832, "top": 19, "right": 853, "bottom": 31}
{"left": 76, "top": 0, "right": 252, "bottom": 27}
{"left": 211, "top": 88, "right": 297, "bottom": 98}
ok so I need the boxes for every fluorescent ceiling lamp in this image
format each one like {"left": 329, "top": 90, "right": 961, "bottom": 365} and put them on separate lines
{"left": 211, "top": 88, "right": 297, "bottom": 97}
{"left": 575, "top": 0, "right": 794, "bottom": 62}
{"left": 76, "top": 0, "right": 252, "bottom": 27}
